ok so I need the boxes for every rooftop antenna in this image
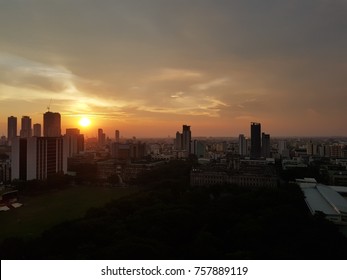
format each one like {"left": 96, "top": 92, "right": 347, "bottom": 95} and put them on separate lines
{"left": 47, "top": 99, "right": 52, "bottom": 112}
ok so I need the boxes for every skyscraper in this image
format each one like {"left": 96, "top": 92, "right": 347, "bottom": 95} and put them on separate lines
{"left": 27, "top": 137, "right": 64, "bottom": 180}
{"left": 65, "top": 128, "right": 84, "bottom": 154}
{"left": 261, "top": 132, "right": 271, "bottom": 158}
{"left": 12, "top": 136, "right": 65, "bottom": 181}
{"left": 182, "top": 125, "right": 191, "bottom": 154}
{"left": 44, "top": 111, "right": 61, "bottom": 137}
{"left": 11, "top": 137, "right": 28, "bottom": 180}
{"left": 173, "top": 125, "right": 192, "bottom": 158}
{"left": 115, "top": 130, "right": 120, "bottom": 143}
{"left": 250, "top": 122, "right": 261, "bottom": 159}
{"left": 238, "top": 134, "right": 247, "bottom": 156}
{"left": 7, "top": 116, "right": 17, "bottom": 145}
{"left": 33, "top": 123, "right": 42, "bottom": 137}
{"left": 175, "top": 131, "right": 182, "bottom": 150}
{"left": 98, "top": 128, "right": 106, "bottom": 146}
{"left": 63, "top": 128, "right": 84, "bottom": 172}
{"left": 20, "top": 116, "right": 32, "bottom": 138}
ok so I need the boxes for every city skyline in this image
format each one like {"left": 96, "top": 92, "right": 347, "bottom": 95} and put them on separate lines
{"left": 2, "top": 110, "right": 347, "bottom": 139}
{"left": 1, "top": 1, "right": 347, "bottom": 137}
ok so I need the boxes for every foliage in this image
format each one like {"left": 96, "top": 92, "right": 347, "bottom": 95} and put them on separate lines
{"left": 1, "top": 162, "right": 347, "bottom": 260}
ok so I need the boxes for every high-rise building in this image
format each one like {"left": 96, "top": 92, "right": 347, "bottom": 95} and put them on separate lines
{"left": 12, "top": 136, "right": 65, "bottom": 181}
{"left": 173, "top": 125, "right": 192, "bottom": 157}
{"left": 175, "top": 131, "right": 182, "bottom": 150}
{"left": 278, "top": 140, "right": 286, "bottom": 154}
{"left": 261, "top": 133, "right": 271, "bottom": 158}
{"left": 191, "top": 140, "right": 206, "bottom": 158}
{"left": 115, "top": 130, "right": 120, "bottom": 143}
{"left": 330, "top": 144, "right": 343, "bottom": 158}
{"left": 20, "top": 116, "right": 32, "bottom": 138}
{"left": 238, "top": 134, "right": 247, "bottom": 156}
{"left": 319, "top": 144, "right": 331, "bottom": 158}
{"left": 64, "top": 129, "right": 84, "bottom": 155}
{"left": 43, "top": 111, "right": 61, "bottom": 137}
{"left": 182, "top": 125, "right": 191, "bottom": 154}
{"left": 7, "top": 116, "right": 17, "bottom": 145}
{"left": 278, "top": 140, "right": 289, "bottom": 157}
{"left": 33, "top": 123, "right": 41, "bottom": 137}
{"left": 63, "top": 128, "right": 84, "bottom": 171}
{"left": 111, "top": 142, "right": 146, "bottom": 160}
{"left": 66, "top": 128, "right": 80, "bottom": 135}
{"left": 11, "top": 137, "right": 27, "bottom": 180}
{"left": 29, "top": 137, "right": 64, "bottom": 180}
{"left": 306, "top": 141, "right": 318, "bottom": 156}
{"left": 250, "top": 122, "right": 261, "bottom": 159}
{"left": 98, "top": 128, "right": 106, "bottom": 146}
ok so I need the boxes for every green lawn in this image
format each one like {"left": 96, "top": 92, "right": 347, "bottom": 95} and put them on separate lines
{"left": 0, "top": 185, "right": 137, "bottom": 241}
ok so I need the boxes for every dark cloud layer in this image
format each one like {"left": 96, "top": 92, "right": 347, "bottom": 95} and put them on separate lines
{"left": 0, "top": 0, "right": 346, "bottom": 136}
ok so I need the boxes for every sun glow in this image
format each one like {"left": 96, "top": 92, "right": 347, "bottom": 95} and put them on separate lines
{"left": 79, "top": 117, "right": 91, "bottom": 127}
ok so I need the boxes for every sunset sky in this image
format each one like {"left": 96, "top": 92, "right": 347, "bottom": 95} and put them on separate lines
{"left": 0, "top": 0, "right": 346, "bottom": 138}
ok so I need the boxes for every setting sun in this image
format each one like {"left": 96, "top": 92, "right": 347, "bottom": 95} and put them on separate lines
{"left": 79, "top": 117, "right": 91, "bottom": 127}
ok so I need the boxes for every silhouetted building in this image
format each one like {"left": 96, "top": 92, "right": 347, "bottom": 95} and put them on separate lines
{"left": 191, "top": 160, "right": 278, "bottom": 188}
{"left": 191, "top": 139, "right": 206, "bottom": 158}
{"left": 182, "top": 125, "right": 191, "bottom": 154}
{"left": 7, "top": 116, "right": 17, "bottom": 145}
{"left": 111, "top": 142, "right": 146, "bottom": 161}
{"left": 319, "top": 144, "right": 331, "bottom": 158}
{"left": 11, "top": 136, "right": 65, "bottom": 180}
{"left": 98, "top": 128, "right": 106, "bottom": 146}
{"left": 33, "top": 123, "right": 41, "bottom": 137}
{"left": 250, "top": 122, "right": 261, "bottom": 159}
{"left": 43, "top": 111, "right": 61, "bottom": 137}
{"left": 63, "top": 128, "right": 84, "bottom": 172}
{"left": 175, "top": 131, "right": 183, "bottom": 150}
{"left": 174, "top": 125, "right": 192, "bottom": 156}
{"left": 11, "top": 137, "right": 28, "bottom": 180}
{"left": 20, "top": 116, "right": 32, "bottom": 138}
{"left": 65, "top": 129, "right": 84, "bottom": 153}
{"left": 306, "top": 141, "right": 318, "bottom": 156}
{"left": 0, "top": 160, "right": 11, "bottom": 183}
{"left": 278, "top": 140, "right": 289, "bottom": 157}
{"left": 115, "top": 130, "right": 120, "bottom": 143}
{"left": 238, "top": 134, "right": 247, "bottom": 156}
{"left": 66, "top": 128, "right": 80, "bottom": 136}
{"left": 261, "top": 133, "right": 271, "bottom": 158}
{"left": 330, "top": 144, "right": 343, "bottom": 158}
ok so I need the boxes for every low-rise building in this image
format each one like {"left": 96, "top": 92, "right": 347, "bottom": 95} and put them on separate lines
{"left": 191, "top": 160, "right": 278, "bottom": 188}
{"left": 297, "top": 178, "right": 347, "bottom": 225}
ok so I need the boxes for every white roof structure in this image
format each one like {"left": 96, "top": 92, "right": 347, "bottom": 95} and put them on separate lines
{"left": 298, "top": 178, "right": 347, "bottom": 225}
{"left": 0, "top": 206, "right": 10, "bottom": 211}
{"left": 316, "top": 185, "right": 347, "bottom": 215}
{"left": 302, "top": 187, "right": 338, "bottom": 216}
{"left": 331, "top": 186, "right": 347, "bottom": 194}
{"left": 11, "top": 203, "right": 23, "bottom": 209}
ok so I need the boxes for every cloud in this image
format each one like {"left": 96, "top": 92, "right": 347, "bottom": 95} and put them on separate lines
{"left": 1, "top": 1, "right": 347, "bottom": 135}
{"left": 136, "top": 94, "right": 229, "bottom": 118}
{"left": 0, "top": 53, "right": 77, "bottom": 92}
{"left": 234, "top": 115, "right": 257, "bottom": 121}
{"left": 170, "top": 91, "right": 184, "bottom": 98}
{"left": 191, "top": 78, "right": 229, "bottom": 90}
{"left": 150, "top": 68, "right": 203, "bottom": 81}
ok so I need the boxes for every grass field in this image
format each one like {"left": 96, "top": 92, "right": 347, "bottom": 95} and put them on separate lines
{"left": 0, "top": 185, "right": 137, "bottom": 241}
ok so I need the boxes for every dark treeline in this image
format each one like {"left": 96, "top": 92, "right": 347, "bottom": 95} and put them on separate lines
{"left": 1, "top": 161, "right": 347, "bottom": 259}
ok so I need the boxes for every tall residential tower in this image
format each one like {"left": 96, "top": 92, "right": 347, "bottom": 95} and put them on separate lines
{"left": 250, "top": 122, "right": 261, "bottom": 159}
{"left": 7, "top": 116, "right": 17, "bottom": 145}
{"left": 20, "top": 116, "right": 32, "bottom": 138}
{"left": 44, "top": 111, "right": 61, "bottom": 137}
